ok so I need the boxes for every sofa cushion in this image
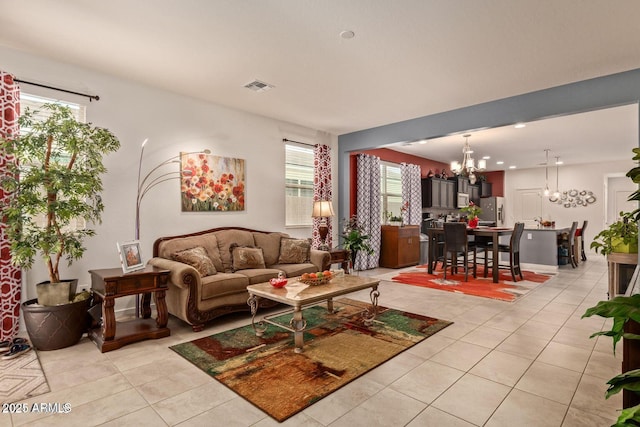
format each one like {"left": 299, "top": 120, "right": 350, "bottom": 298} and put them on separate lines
{"left": 215, "top": 229, "right": 255, "bottom": 272}
{"left": 230, "top": 245, "right": 266, "bottom": 271}
{"left": 171, "top": 246, "right": 217, "bottom": 277}
{"left": 278, "top": 238, "right": 311, "bottom": 264}
{"left": 157, "top": 232, "right": 223, "bottom": 272}
{"left": 200, "top": 273, "right": 250, "bottom": 300}
{"left": 252, "top": 232, "right": 285, "bottom": 266}
{"left": 235, "top": 268, "right": 282, "bottom": 284}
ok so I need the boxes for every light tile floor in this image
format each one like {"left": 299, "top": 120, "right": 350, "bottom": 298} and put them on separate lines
{"left": 5, "top": 256, "right": 623, "bottom": 426}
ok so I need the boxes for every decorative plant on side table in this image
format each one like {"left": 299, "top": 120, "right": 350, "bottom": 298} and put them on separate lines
{"left": 460, "top": 201, "right": 482, "bottom": 228}
{"left": 590, "top": 212, "right": 639, "bottom": 256}
{"left": 0, "top": 103, "right": 120, "bottom": 350}
{"left": 341, "top": 215, "right": 374, "bottom": 271}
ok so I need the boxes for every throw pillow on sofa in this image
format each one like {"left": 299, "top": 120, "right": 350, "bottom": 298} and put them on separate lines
{"left": 230, "top": 244, "right": 266, "bottom": 271}
{"left": 277, "top": 238, "right": 311, "bottom": 264}
{"left": 171, "top": 246, "right": 217, "bottom": 276}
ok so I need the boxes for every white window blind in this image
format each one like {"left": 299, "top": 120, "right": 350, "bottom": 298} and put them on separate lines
{"left": 285, "top": 143, "right": 314, "bottom": 227}
{"left": 19, "top": 93, "right": 87, "bottom": 231}
{"left": 380, "top": 162, "right": 402, "bottom": 220}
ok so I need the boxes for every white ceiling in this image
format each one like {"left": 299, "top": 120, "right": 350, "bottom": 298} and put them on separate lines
{"left": 2, "top": 1, "right": 640, "bottom": 168}
{"left": 387, "top": 104, "right": 639, "bottom": 171}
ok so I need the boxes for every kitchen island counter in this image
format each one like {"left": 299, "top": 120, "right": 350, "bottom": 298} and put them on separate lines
{"left": 519, "top": 226, "right": 570, "bottom": 271}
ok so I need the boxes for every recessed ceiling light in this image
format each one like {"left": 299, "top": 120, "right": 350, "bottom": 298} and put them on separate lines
{"left": 496, "top": 161, "right": 504, "bottom": 165}
{"left": 509, "top": 165, "right": 517, "bottom": 169}
{"left": 482, "top": 155, "right": 490, "bottom": 160}
{"left": 340, "top": 30, "right": 355, "bottom": 39}
{"left": 555, "top": 160, "right": 564, "bottom": 165}
{"left": 418, "top": 140, "right": 427, "bottom": 144}
{"left": 514, "top": 123, "right": 526, "bottom": 129}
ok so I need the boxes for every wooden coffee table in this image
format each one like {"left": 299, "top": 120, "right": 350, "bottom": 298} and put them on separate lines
{"left": 247, "top": 275, "right": 380, "bottom": 353}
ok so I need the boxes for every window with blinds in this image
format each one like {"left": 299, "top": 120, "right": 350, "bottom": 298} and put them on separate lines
{"left": 20, "top": 93, "right": 86, "bottom": 125}
{"left": 285, "top": 143, "right": 314, "bottom": 227}
{"left": 381, "top": 162, "right": 402, "bottom": 220}
{"left": 19, "top": 93, "right": 87, "bottom": 231}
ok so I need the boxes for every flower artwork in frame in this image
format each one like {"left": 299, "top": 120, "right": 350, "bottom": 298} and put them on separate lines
{"left": 180, "top": 153, "right": 246, "bottom": 211}
{"left": 117, "top": 240, "right": 144, "bottom": 273}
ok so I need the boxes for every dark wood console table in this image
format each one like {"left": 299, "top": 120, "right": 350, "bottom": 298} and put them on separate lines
{"left": 88, "top": 266, "right": 170, "bottom": 352}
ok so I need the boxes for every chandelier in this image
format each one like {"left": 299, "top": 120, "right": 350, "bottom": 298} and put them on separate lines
{"left": 450, "top": 134, "right": 486, "bottom": 184}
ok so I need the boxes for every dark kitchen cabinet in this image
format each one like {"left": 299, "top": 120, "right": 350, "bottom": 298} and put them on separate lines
{"left": 469, "top": 184, "right": 481, "bottom": 205}
{"left": 450, "top": 176, "right": 469, "bottom": 194}
{"left": 422, "top": 178, "right": 455, "bottom": 209}
{"left": 481, "top": 182, "right": 492, "bottom": 197}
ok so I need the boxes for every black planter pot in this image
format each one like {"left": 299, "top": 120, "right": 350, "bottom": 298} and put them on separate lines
{"left": 22, "top": 297, "right": 91, "bottom": 351}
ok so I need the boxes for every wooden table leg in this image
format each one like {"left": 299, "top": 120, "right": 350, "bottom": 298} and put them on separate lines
{"left": 492, "top": 234, "right": 500, "bottom": 283}
{"left": 154, "top": 289, "right": 168, "bottom": 328}
{"left": 102, "top": 297, "right": 116, "bottom": 341}
{"left": 141, "top": 292, "right": 152, "bottom": 318}
{"left": 428, "top": 232, "right": 435, "bottom": 274}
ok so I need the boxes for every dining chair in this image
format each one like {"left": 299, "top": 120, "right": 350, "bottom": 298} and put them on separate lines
{"left": 557, "top": 221, "right": 579, "bottom": 268}
{"left": 429, "top": 221, "right": 445, "bottom": 271}
{"left": 442, "top": 222, "right": 476, "bottom": 281}
{"left": 575, "top": 220, "right": 588, "bottom": 261}
{"left": 483, "top": 222, "right": 525, "bottom": 281}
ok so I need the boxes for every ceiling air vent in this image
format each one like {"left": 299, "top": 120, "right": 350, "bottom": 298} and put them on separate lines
{"left": 243, "top": 80, "right": 274, "bottom": 93}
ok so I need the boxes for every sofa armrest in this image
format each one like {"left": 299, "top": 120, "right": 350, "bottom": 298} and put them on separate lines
{"left": 310, "top": 249, "right": 331, "bottom": 271}
{"left": 148, "top": 257, "right": 201, "bottom": 290}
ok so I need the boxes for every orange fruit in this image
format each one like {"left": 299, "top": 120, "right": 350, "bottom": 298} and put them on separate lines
{"left": 323, "top": 270, "right": 332, "bottom": 277}
{"left": 309, "top": 273, "right": 317, "bottom": 279}
{"left": 301, "top": 273, "right": 310, "bottom": 280}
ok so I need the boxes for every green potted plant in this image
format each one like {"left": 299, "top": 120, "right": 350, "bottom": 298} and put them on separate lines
{"left": 460, "top": 201, "right": 482, "bottom": 228}
{"left": 341, "top": 216, "right": 374, "bottom": 271}
{"left": 0, "top": 103, "right": 120, "bottom": 350}
{"left": 590, "top": 212, "right": 639, "bottom": 255}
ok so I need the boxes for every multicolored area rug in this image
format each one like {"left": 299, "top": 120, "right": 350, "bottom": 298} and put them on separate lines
{"left": 388, "top": 265, "right": 552, "bottom": 302}
{"left": 170, "top": 298, "right": 452, "bottom": 422}
{"left": 0, "top": 348, "right": 50, "bottom": 404}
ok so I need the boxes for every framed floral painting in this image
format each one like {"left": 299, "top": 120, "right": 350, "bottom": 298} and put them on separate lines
{"left": 180, "top": 153, "right": 246, "bottom": 211}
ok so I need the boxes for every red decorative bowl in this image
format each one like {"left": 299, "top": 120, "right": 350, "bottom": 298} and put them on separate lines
{"left": 269, "top": 278, "right": 288, "bottom": 288}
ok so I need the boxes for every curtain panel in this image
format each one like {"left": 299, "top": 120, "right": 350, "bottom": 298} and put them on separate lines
{"left": 355, "top": 154, "right": 381, "bottom": 270}
{"left": 312, "top": 144, "right": 332, "bottom": 249}
{"left": 401, "top": 163, "right": 422, "bottom": 226}
{"left": 0, "top": 71, "right": 21, "bottom": 340}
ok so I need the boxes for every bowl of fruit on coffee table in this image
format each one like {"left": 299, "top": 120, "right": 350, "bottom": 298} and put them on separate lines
{"left": 299, "top": 270, "right": 333, "bottom": 285}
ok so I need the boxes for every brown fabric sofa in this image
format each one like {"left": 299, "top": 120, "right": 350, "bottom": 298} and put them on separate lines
{"left": 149, "top": 226, "right": 331, "bottom": 331}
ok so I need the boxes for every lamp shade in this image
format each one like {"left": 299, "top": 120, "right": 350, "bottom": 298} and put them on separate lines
{"left": 312, "top": 200, "right": 335, "bottom": 218}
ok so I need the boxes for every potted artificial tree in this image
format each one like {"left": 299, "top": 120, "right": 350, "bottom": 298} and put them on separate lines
{"left": 0, "top": 103, "right": 120, "bottom": 350}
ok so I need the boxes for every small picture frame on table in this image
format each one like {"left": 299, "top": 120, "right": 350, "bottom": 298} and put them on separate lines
{"left": 117, "top": 240, "right": 144, "bottom": 273}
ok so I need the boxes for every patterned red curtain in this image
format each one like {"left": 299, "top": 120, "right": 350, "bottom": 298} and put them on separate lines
{"left": 312, "top": 144, "right": 332, "bottom": 249}
{"left": 0, "top": 71, "right": 21, "bottom": 340}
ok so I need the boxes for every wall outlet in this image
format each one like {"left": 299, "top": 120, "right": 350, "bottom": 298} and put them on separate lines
{"left": 78, "top": 283, "right": 90, "bottom": 292}
{"left": 527, "top": 233, "right": 533, "bottom": 240}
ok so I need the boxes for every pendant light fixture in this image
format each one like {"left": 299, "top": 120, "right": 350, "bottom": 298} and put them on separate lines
{"left": 543, "top": 149, "right": 550, "bottom": 197}
{"left": 450, "top": 134, "right": 486, "bottom": 184}
{"left": 553, "top": 156, "right": 561, "bottom": 198}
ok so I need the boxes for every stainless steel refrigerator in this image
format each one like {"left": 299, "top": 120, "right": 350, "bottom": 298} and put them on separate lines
{"left": 479, "top": 197, "right": 505, "bottom": 226}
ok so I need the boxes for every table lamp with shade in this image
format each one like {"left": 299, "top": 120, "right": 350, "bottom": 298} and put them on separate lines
{"left": 312, "top": 200, "right": 334, "bottom": 251}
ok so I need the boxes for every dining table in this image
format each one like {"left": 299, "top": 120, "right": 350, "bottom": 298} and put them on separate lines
{"left": 426, "top": 225, "right": 514, "bottom": 283}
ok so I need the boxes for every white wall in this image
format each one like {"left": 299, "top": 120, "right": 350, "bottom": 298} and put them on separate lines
{"left": 0, "top": 47, "right": 338, "bottom": 308}
{"left": 503, "top": 159, "right": 636, "bottom": 256}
